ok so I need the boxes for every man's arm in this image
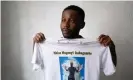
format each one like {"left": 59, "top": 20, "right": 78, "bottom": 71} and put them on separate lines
{"left": 76, "top": 64, "right": 83, "bottom": 72}
{"left": 109, "top": 41, "right": 117, "bottom": 67}
{"left": 75, "top": 67, "right": 79, "bottom": 72}
{"left": 64, "top": 66, "right": 68, "bottom": 71}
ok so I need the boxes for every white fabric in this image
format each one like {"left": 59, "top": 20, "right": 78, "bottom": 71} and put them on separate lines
{"left": 31, "top": 38, "right": 116, "bottom": 80}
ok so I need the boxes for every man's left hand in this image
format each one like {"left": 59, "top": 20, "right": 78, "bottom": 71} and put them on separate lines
{"left": 98, "top": 34, "right": 112, "bottom": 46}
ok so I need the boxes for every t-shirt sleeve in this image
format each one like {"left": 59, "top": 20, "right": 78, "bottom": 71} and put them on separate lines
{"left": 31, "top": 43, "right": 44, "bottom": 71}
{"left": 101, "top": 47, "right": 116, "bottom": 76}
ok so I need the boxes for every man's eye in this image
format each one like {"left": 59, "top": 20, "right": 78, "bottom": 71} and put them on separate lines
{"left": 62, "top": 19, "right": 65, "bottom": 22}
{"left": 70, "top": 20, "right": 75, "bottom": 23}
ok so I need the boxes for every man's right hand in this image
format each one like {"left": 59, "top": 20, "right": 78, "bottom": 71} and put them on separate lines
{"left": 33, "top": 32, "right": 45, "bottom": 43}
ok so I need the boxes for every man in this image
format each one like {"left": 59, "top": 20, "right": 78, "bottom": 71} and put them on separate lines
{"left": 64, "top": 62, "right": 81, "bottom": 80}
{"left": 33, "top": 5, "right": 117, "bottom": 67}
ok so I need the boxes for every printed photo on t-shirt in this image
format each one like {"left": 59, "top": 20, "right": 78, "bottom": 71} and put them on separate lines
{"left": 59, "top": 57, "right": 85, "bottom": 80}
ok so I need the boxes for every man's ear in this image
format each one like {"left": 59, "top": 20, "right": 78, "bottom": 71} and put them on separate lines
{"left": 80, "top": 21, "right": 85, "bottom": 29}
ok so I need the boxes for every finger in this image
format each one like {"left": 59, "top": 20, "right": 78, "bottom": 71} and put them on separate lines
{"left": 102, "top": 36, "right": 108, "bottom": 42}
{"left": 98, "top": 34, "right": 105, "bottom": 40}
{"left": 100, "top": 36, "right": 110, "bottom": 46}
{"left": 33, "top": 33, "right": 42, "bottom": 43}
{"left": 39, "top": 32, "right": 44, "bottom": 36}
{"left": 99, "top": 36, "right": 106, "bottom": 44}
{"left": 33, "top": 36, "right": 38, "bottom": 43}
{"left": 40, "top": 34, "right": 45, "bottom": 41}
{"left": 38, "top": 33, "right": 45, "bottom": 41}
{"left": 101, "top": 40, "right": 107, "bottom": 47}
{"left": 37, "top": 35, "right": 43, "bottom": 42}
{"left": 99, "top": 34, "right": 105, "bottom": 38}
{"left": 103, "top": 36, "right": 111, "bottom": 46}
{"left": 36, "top": 34, "right": 43, "bottom": 41}
{"left": 104, "top": 39, "right": 111, "bottom": 46}
{"left": 35, "top": 37, "right": 40, "bottom": 43}
{"left": 103, "top": 36, "right": 110, "bottom": 45}
{"left": 99, "top": 36, "right": 107, "bottom": 43}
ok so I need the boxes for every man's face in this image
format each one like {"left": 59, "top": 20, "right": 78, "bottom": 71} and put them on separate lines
{"left": 70, "top": 62, "right": 73, "bottom": 67}
{"left": 60, "top": 10, "right": 83, "bottom": 38}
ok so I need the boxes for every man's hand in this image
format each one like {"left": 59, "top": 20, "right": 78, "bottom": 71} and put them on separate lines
{"left": 33, "top": 32, "right": 45, "bottom": 43}
{"left": 98, "top": 34, "right": 112, "bottom": 46}
{"left": 98, "top": 34, "right": 117, "bottom": 66}
{"left": 78, "top": 64, "right": 83, "bottom": 71}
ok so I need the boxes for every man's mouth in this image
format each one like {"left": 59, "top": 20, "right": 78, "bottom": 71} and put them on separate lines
{"left": 62, "top": 29, "right": 70, "bottom": 34}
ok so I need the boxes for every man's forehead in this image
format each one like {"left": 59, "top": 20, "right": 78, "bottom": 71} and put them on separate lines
{"left": 62, "top": 10, "right": 79, "bottom": 18}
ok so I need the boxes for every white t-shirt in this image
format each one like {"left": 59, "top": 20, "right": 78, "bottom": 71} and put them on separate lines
{"left": 31, "top": 38, "right": 116, "bottom": 80}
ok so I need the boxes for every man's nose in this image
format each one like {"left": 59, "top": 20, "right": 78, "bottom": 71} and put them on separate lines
{"left": 64, "top": 21, "right": 70, "bottom": 28}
